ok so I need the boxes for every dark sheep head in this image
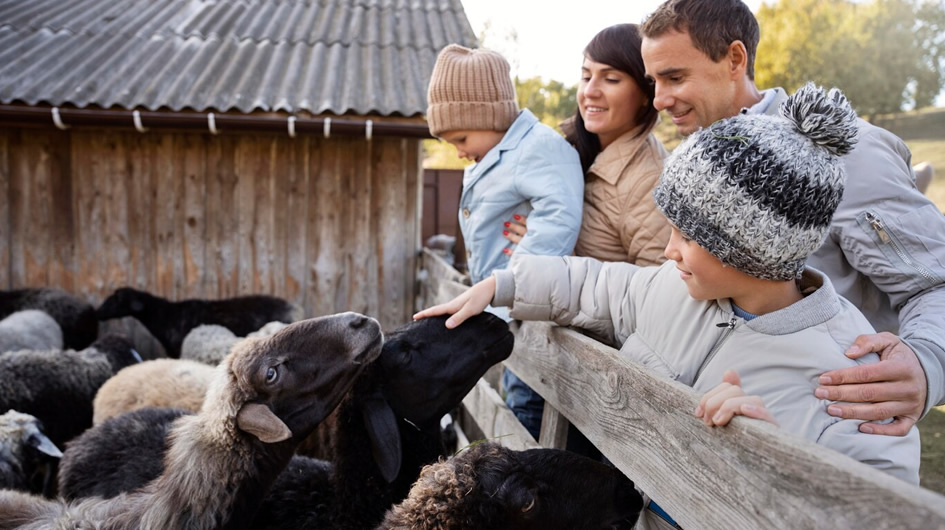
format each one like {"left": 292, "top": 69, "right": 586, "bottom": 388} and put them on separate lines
{"left": 357, "top": 313, "right": 513, "bottom": 482}
{"left": 381, "top": 441, "right": 643, "bottom": 530}
{"left": 96, "top": 287, "right": 148, "bottom": 320}
{"left": 86, "top": 333, "right": 143, "bottom": 371}
{"left": 379, "top": 313, "right": 514, "bottom": 428}
{"left": 225, "top": 312, "right": 383, "bottom": 443}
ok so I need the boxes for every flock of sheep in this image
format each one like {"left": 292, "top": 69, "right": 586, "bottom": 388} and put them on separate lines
{"left": 0, "top": 286, "right": 644, "bottom": 529}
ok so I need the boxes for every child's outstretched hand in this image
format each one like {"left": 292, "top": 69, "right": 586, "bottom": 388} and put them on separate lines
{"left": 502, "top": 215, "right": 528, "bottom": 255}
{"left": 695, "top": 370, "right": 778, "bottom": 427}
{"left": 413, "top": 276, "right": 497, "bottom": 329}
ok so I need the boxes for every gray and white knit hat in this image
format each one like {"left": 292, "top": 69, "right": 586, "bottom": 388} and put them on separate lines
{"left": 653, "top": 82, "right": 859, "bottom": 281}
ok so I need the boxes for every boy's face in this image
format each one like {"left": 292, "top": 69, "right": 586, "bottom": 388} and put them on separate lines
{"left": 439, "top": 130, "right": 505, "bottom": 163}
{"left": 664, "top": 226, "right": 751, "bottom": 301}
{"left": 641, "top": 29, "right": 741, "bottom": 136}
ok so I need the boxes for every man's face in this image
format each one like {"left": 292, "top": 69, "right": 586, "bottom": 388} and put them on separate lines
{"left": 642, "top": 29, "right": 740, "bottom": 136}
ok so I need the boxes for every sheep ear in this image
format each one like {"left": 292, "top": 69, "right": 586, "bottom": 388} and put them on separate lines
{"left": 361, "top": 392, "right": 402, "bottom": 483}
{"left": 237, "top": 403, "right": 292, "bottom": 443}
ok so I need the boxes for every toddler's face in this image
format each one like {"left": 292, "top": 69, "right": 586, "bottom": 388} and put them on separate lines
{"left": 663, "top": 226, "right": 749, "bottom": 301}
{"left": 439, "top": 130, "right": 505, "bottom": 163}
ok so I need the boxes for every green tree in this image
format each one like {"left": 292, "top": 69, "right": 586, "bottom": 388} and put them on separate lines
{"left": 515, "top": 76, "right": 578, "bottom": 132}
{"left": 756, "top": 0, "right": 945, "bottom": 117}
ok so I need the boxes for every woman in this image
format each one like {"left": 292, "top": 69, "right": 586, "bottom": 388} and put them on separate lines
{"left": 505, "top": 23, "right": 670, "bottom": 265}
{"left": 500, "top": 23, "right": 671, "bottom": 447}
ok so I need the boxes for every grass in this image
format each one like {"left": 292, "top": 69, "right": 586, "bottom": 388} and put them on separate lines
{"left": 921, "top": 407, "right": 945, "bottom": 495}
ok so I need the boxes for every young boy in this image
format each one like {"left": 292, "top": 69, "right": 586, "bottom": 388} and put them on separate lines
{"left": 416, "top": 83, "right": 920, "bottom": 486}
{"left": 426, "top": 44, "right": 585, "bottom": 437}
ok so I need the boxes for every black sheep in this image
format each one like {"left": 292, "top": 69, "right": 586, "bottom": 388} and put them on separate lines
{"left": 378, "top": 441, "right": 644, "bottom": 530}
{"left": 58, "top": 314, "right": 515, "bottom": 529}
{"left": 0, "top": 333, "right": 142, "bottom": 448}
{"left": 0, "top": 312, "right": 383, "bottom": 529}
{"left": 95, "top": 287, "right": 303, "bottom": 358}
{"left": 0, "top": 288, "right": 98, "bottom": 349}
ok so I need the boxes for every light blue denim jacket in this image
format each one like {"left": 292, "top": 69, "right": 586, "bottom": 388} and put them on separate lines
{"left": 459, "top": 109, "right": 584, "bottom": 284}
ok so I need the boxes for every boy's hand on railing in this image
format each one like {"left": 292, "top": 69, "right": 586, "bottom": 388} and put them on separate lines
{"left": 815, "top": 332, "right": 925, "bottom": 436}
{"left": 695, "top": 370, "right": 778, "bottom": 427}
{"left": 413, "top": 276, "right": 497, "bottom": 329}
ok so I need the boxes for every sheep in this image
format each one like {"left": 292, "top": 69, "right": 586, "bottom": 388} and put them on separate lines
{"left": 0, "top": 411, "right": 62, "bottom": 497}
{"left": 0, "top": 333, "right": 142, "bottom": 447}
{"left": 0, "top": 287, "right": 97, "bottom": 349}
{"left": 95, "top": 287, "right": 304, "bottom": 358}
{"left": 181, "top": 321, "right": 289, "bottom": 366}
{"left": 95, "top": 321, "right": 294, "bottom": 424}
{"left": 0, "top": 310, "right": 63, "bottom": 353}
{"left": 56, "top": 313, "right": 516, "bottom": 529}
{"left": 0, "top": 311, "right": 383, "bottom": 530}
{"left": 92, "top": 359, "right": 215, "bottom": 425}
{"left": 378, "top": 441, "right": 644, "bottom": 530}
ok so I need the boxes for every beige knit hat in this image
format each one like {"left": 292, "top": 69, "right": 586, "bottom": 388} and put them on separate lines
{"left": 426, "top": 44, "right": 519, "bottom": 137}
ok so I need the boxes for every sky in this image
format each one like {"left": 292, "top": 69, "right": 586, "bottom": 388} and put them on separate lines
{"left": 461, "top": 0, "right": 763, "bottom": 84}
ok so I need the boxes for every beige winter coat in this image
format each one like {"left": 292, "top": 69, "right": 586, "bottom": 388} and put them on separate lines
{"left": 573, "top": 124, "right": 671, "bottom": 266}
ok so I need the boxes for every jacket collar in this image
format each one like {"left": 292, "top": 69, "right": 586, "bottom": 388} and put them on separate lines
{"left": 586, "top": 122, "right": 655, "bottom": 185}
{"left": 742, "top": 87, "right": 788, "bottom": 117}
{"left": 464, "top": 109, "right": 535, "bottom": 184}
{"left": 718, "top": 267, "right": 842, "bottom": 335}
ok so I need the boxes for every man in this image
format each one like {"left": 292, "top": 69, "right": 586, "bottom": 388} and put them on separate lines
{"left": 640, "top": 0, "right": 945, "bottom": 437}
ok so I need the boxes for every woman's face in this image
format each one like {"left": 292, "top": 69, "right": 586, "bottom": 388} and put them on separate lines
{"left": 578, "top": 57, "right": 648, "bottom": 149}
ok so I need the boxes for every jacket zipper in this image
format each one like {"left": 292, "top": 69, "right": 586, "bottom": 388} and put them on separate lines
{"left": 865, "top": 211, "right": 939, "bottom": 285}
{"left": 696, "top": 316, "right": 737, "bottom": 380}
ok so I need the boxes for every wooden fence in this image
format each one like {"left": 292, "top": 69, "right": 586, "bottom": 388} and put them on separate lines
{"left": 417, "top": 248, "right": 945, "bottom": 530}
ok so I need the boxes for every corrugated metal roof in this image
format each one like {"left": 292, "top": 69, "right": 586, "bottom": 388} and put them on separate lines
{"left": 0, "top": 0, "right": 477, "bottom": 115}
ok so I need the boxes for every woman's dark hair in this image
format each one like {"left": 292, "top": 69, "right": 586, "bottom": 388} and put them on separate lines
{"left": 566, "top": 24, "right": 658, "bottom": 173}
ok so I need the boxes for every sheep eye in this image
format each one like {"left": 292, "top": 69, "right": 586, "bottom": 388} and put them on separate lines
{"left": 266, "top": 366, "right": 278, "bottom": 383}
{"left": 521, "top": 498, "right": 535, "bottom": 513}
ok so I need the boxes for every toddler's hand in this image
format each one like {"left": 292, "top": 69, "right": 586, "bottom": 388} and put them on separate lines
{"left": 694, "top": 370, "right": 778, "bottom": 427}
{"left": 413, "top": 276, "right": 497, "bottom": 329}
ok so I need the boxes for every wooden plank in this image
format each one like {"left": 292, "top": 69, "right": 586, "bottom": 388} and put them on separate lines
{"left": 345, "top": 136, "right": 374, "bottom": 317}
{"left": 402, "top": 138, "right": 422, "bottom": 325}
{"left": 46, "top": 130, "right": 74, "bottom": 292}
{"left": 307, "top": 137, "right": 344, "bottom": 317}
{"left": 504, "top": 321, "right": 945, "bottom": 530}
{"left": 0, "top": 129, "right": 9, "bottom": 287}
{"left": 206, "top": 135, "right": 238, "bottom": 297}
{"left": 182, "top": 133, "right": 207, "bottom": 297}
{"left": 372, "top": 137, "right": 406, "bottom": 329}
{"left": 235, "top": 135, "right": 260, "bottom": 296}
{"left": 460, "top": 378, "right": 540, "bottom": 451}
{"left": 537, "top": 401, "right": 569, "bottom": 449}
{"left": 251, "top": 136, "right": 274, "bottom": 295}
{"left": 268, "top": 135, "right": 290, "bottom": 302}
{"left": 283, "top": 136, "right": 308, "bottom": 312}
{"left": 153, "top": 134, "right": 184, "bottom": 299}
{"left": 126, "top": 132, "right": 156, "bottom": 292}
{"left": 73, "top": 133, "right": 106, "bottom": 300}
{"left": 102, "top": 131, "right": 130, "bottom": 295}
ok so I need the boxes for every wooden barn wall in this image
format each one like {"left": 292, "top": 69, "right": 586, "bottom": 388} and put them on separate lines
{"left": 0, "top": 126, "right": 421, "bottom": 355}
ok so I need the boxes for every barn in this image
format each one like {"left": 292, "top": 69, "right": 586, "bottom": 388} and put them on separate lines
{"left": 0, "top": 0, "right": 477, "bottom": 349}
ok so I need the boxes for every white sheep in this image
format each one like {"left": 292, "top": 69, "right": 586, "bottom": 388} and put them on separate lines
{"left": 0, "top": 310, "right": 63, "bottom": 353}
{"left": 0, "top": 288, "right": 98, "bottom": 349}
{"left": 181, "top": 321, "right": 290, "bottom": 366}
{"left": 0, "top": 312, "right": 383, "bottom": 530}
{"left": 92, "top": 359, "right": 216, "bottom": 425}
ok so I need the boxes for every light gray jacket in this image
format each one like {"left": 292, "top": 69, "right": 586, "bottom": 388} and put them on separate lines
{"left": 493, "top": 257, "right": 920, "bottom": 484}
{"left": 753, "top": 89, "right": 945, "bottom": 414}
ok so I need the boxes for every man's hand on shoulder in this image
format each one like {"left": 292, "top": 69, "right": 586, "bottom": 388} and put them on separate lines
{"left": 815, "top": 332, "right": 926, "bottom": 436}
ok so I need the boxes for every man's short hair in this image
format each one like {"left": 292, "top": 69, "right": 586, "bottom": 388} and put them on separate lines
{"left": 641, "top": 0, "right": 760, "bottom": 79}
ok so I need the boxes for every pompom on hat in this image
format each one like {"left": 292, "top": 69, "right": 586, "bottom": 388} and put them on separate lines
{"left": 426, "top": 44, "right": 519, "bottom": 137}
{"left": 653, "top": 82, "right": 859, "bottom": 281}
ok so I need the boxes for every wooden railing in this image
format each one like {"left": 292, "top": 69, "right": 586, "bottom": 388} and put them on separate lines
{"left": 417, "top": 249, "right": 945, "bottom": 529}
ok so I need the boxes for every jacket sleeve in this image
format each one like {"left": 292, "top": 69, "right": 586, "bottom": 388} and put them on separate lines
{"left": 817, "top": 418, "right": 920, "bottom": 485}
{"left": 834, "top": 124, "right": 945, "bottom": 412}
{"left": 493, "top": 254, "right": 642, "bottom": 344}
{"left": 511, "top": 135, "right": 584, "bottom": 258}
